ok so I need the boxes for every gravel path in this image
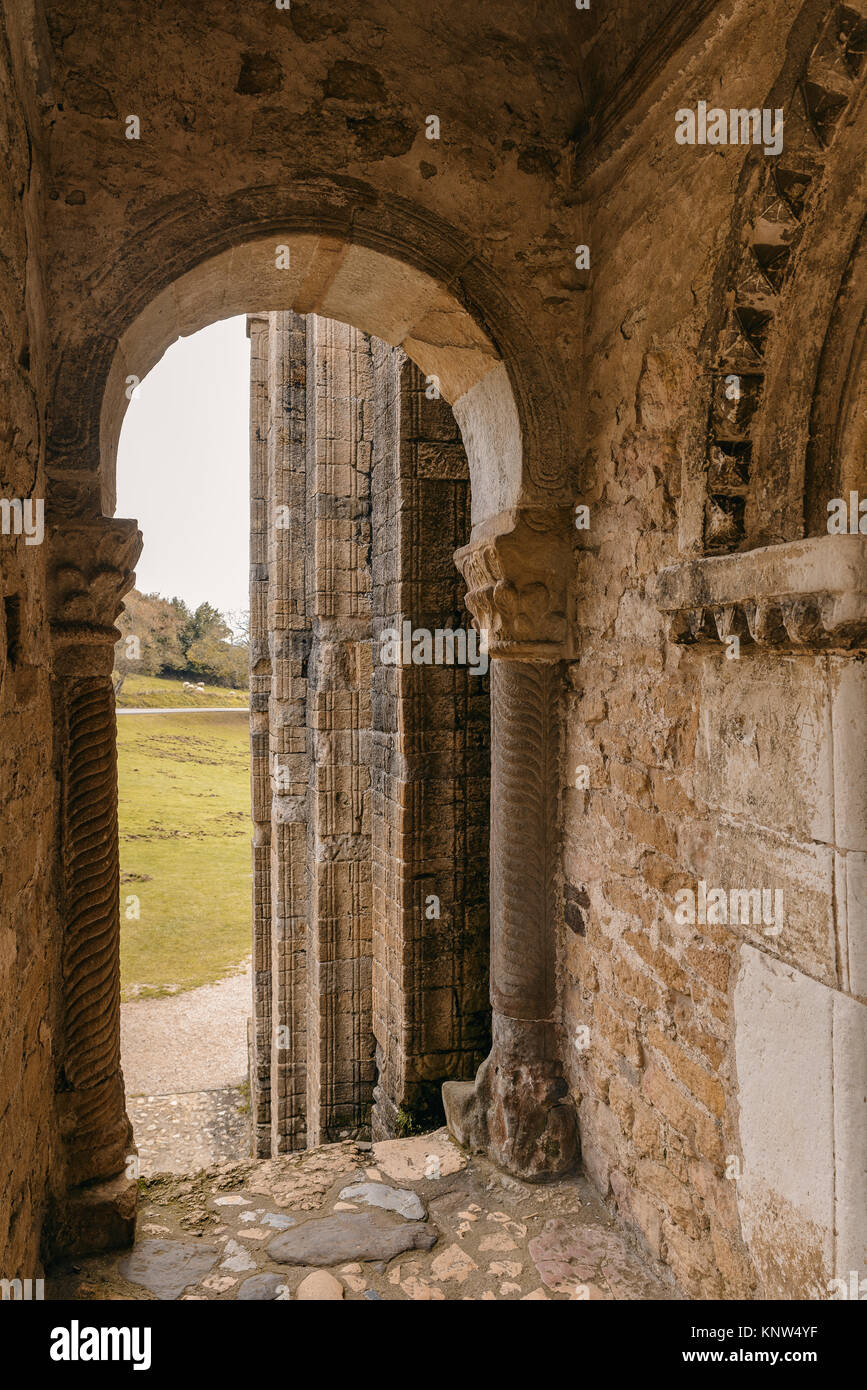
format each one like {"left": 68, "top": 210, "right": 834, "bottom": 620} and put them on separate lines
{"left": 121, "top": 964, "right": 252, "bottom": 1095}
{"left": 117, "top": 707, "right": 248, "bottom": 715}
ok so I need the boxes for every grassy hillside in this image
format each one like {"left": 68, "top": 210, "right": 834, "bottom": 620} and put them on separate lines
{"left": 116, "top": 673, "right": 249, "bottom": 709}
{"left": 118, "top": 710, "right": 252, "bottom": 1000}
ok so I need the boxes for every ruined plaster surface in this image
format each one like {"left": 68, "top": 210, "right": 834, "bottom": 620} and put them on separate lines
{"left": 733, "top": 948, "right": 867, "bottom": 1296}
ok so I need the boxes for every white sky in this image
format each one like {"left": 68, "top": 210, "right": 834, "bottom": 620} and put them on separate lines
{"left": 116, "top": 316, "right": 251, "bottom": 619}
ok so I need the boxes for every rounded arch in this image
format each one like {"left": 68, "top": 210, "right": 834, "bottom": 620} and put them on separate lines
{"left": 677, "top": 0, "right": 867, "bottom": 554}
{"left": 45, "top": 185, "right": 569, "bottom": 526}
{"left": 746, "top": 92, "right": 867, "bottom": 546}
{"left": 102, "top": 234, "right": 519, "bottom": 526}
{"left": 804, "top": 211, "right": 867, "bottom": 532}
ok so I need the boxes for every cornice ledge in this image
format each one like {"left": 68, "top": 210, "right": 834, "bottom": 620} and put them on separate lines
{"left": 654, "top": 535, "right": 867, "bottom": 651}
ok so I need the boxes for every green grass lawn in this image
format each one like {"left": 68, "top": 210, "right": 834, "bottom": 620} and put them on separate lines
{"left": 116, "top": 672, "right": 249, "bottom": 709}
{"left": 118, "top": 710, "right": 252, "bottom": 1000}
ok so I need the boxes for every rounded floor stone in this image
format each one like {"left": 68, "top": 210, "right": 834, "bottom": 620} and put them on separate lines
{"left": 528, "top": 1219, "right": 632, "bottom": 1291}
{"left": 237, "top": 1273, "right": 290, "bottom": 1301}
{"left": 296, "top": 1271, "right": 344, "bottom": 1300}
{"left": 117, "top": 1239, "right": 219, "bottom": 1299}
{"left": 337, "top": 1181, "right": 425, "bottom": 1220}
{"left": 372, "top": 1131, "right": 465, "bottom": 1183}
{"left": 267, "top": 1212, "right": 438, "bottom": 1266}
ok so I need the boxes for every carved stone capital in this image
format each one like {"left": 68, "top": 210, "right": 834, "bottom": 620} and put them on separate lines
{"left": 48, "top": 518, "right": 142, "bottom": 675}
{"left": 454, "top": 508, "right": 572, "bottom": 659}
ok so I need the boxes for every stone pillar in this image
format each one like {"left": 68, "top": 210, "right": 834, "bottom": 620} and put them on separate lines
{"left": 266, "top": 311, "right": 310, "bottom": 1154}
{"left": 249, "top": 311, "right": 375, "bottom": 1154}
{"left": 248, "top": 312, "right": 273, "bottom": 1156}
{"left": 48, "top": 516, "right": 142, "bottom": 1254}
{"left": 304, "top": 315, "right": 374, "bottom": 1144}
{"left": 443, "top": 508, "right": 579, "bottom": 1179}
{"left": 369, "top": 344, "right": 491, "bottom": 1138}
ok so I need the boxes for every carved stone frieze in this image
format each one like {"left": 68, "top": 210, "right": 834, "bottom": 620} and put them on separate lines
{"left": 656, "top": 535, "right": 867, "bottom": 651}
{"left": 453, "top": 507, "right": 572, "bottom": 659}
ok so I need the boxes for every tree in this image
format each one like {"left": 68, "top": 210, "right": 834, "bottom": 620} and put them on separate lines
{"left": 185, "top": 632, "right": 249, "bottom": 686}
{"left": 113, "top": 591, "right": 189, "bottom": 695}
{"left": 181, "top": 603, "right": 249, "bottom": 687}
{"left": 226, "top": 608, "right": 250, "bottom": 643}
{"left": 113, "top": 591, "right": 249, "bottom": 692}
{"left": 180, "top": 602, "right": 231, "bottom": 656}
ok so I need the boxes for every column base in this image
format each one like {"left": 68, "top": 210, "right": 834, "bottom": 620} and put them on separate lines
{"left": 442, "top": 1018, "right": 578, "bottom": 1181}
{"left": 56, "top": 1072, "right": 134, "bottom": 1188}
{"left": 47, "top": 1172, "right": 138, "bottom": 1260}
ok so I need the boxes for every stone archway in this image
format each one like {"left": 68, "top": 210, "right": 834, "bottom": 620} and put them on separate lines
{"left": 246, "top": 310, "right": 495, "bottom": 1156}
{"left": 805, "top": 211, "right": 867, "bottom": 533}
{"left": 45, "top": 187, "right": 571, "bottom": 518}
{"left": 46, "top": 211, "right": 577, "bottom": 1254}
{"left": 675, "top": 0, "right": 867, "bottom": 558}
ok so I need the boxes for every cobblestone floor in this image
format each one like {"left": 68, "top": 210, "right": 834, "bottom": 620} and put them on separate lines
{"left": 48, "top": 1131, "right": 680, "bottom": 1302}
{"left": 127, "top": 1087, "right": 249, "bottom": 1175}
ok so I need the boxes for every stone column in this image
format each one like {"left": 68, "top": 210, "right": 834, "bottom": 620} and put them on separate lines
{"left": 48, "top": 516, "right": 142, "bottom": 1254}
{"left": 369, "top": 344, "right": 491, "bottom": 1137}
{"left": 266, "top": 311, "right": 310, "bottom": 1154}
{"left": 443, "top": 508, "right": 578, "bottom": 1179}
{"left": 304, "top": 315, "right": 374, "bottom": 1144}
{"left": 247, "top": 313, "right": 273, "bottom": 1156}
{"left": 249, "top": 311, "right": 374, "bottom": 1154}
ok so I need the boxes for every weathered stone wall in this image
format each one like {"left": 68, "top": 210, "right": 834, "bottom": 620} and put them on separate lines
{"left": 304, "top": 314, "right": 375, "bottom": 1145}
{"left": 268, "top": 311, "right": 312, "bottom": 1154}
{"left": 248, "top": 311, "right": 275, "bottom": 1156}
{"left": 563, "top": 0, "right": 866, "bottom": 1298}
{"left": 0, "top": 0, "right": 55, "bottom": 1280}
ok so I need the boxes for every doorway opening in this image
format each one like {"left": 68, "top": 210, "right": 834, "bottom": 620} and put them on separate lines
{"left": 111, "top": 304, "right": 492, "bottom": 1173}
{"left": 114, "top": 317, "right": 254, "bottom": 1175}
